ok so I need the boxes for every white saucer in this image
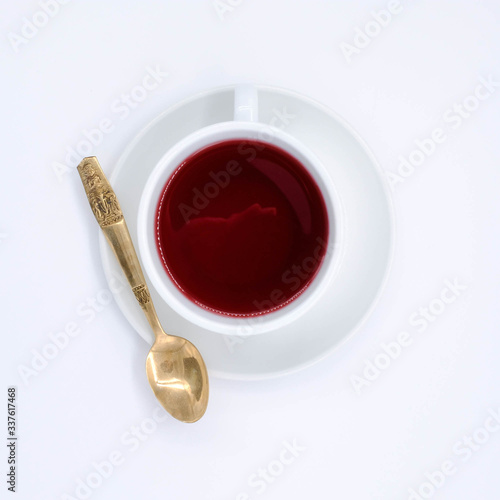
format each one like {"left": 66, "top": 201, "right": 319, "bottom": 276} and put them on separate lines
{"left": 100, "top": 85, "right": 395, "bottom": 380}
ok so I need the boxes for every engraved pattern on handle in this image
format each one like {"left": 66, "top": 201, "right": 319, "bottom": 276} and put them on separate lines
{"left": 132, "top": 284, "right": 151, "bottom": 308}
{"left": 78, "top": 157, "right": 123, "bottom": 227}
{"left": 77, "top": 157, "right": 156, "bottom": 318}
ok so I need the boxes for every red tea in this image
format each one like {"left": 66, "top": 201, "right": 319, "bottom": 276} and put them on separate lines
{"left": 155, "top": 139, "right": 329, "bottom": 316}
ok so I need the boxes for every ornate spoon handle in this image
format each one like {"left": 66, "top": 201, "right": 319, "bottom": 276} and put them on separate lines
{"left": 77, "top": 156, "right": 162, "bottom": 336}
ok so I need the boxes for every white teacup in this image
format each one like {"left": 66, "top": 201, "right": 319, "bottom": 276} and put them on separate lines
{"left": 137, "top": 85, "right": 344, "bottom": 336}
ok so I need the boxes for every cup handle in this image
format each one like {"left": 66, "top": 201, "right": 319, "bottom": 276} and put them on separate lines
{"left": 234, "top": 84, "right": 258, "bottom": 122}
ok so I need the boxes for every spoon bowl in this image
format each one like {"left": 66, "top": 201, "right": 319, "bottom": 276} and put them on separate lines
{"left": 146, "top": 334, "right": 208, "bottom": 422}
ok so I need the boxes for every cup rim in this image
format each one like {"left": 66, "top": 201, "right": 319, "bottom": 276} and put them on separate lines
{"left": 137, "top": 120, "right": 345, "bottom": 336}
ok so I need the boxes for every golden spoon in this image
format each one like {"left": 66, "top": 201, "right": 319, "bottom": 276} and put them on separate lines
{"left": 77, "top": 156, "right": 209, "bottom": 423}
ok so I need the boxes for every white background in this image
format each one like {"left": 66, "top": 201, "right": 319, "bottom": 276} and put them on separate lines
{"left": 1, "top": 1, "right": 500, "bottom": 499}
